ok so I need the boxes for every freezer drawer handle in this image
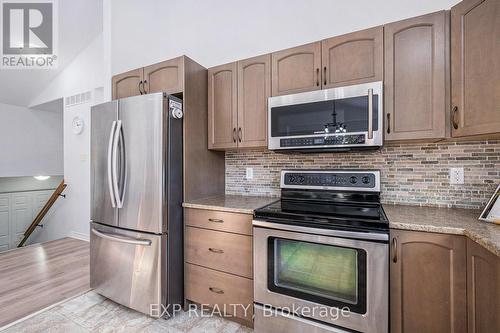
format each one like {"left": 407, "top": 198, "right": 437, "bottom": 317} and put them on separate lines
{"left": 208, "top": 218, "right": 224, "bottom": 223}
{"left": 208, "top": 247, "right": 224, "bottom": 254}
{"left": 209, "top": 287, "right": 224, "bottom": 294}
{"left": 91, "top": 228, "right": 152, "bottom": 246}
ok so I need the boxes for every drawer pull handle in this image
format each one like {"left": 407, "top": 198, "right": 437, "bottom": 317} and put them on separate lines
{"left": 208, "top": 218, "right": 224, "bottom": 223}
{"left": 208, "top": 248, "right": 224, "bottom": 254}
{"left": 209, "top": 287, "right": 224, "bottom": 294}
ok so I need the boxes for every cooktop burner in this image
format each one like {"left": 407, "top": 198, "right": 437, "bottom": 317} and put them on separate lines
{"left": 254, "top": 170, "right": 389, "bottom": 233}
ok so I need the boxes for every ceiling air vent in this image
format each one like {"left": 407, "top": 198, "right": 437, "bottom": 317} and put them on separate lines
{"left": 65, "top": 91, "right": 92, "bottom": 107}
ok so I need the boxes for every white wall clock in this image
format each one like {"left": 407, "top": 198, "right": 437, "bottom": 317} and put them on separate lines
{"left": 72, "top": 116, "right": 84, "bottom": 135}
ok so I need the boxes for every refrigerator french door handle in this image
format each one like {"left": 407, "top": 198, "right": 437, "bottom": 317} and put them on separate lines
{"left": 118, "top": 124, "right": 127, "bottom": 207}
{"left": 107, "top": 121, "right": 117, "bottom": 208}
{"left": 112, "top": 120, "right": 124, "bottom": 208}
{"left": 91, "top": 228, "right": 152, "bottom": 246}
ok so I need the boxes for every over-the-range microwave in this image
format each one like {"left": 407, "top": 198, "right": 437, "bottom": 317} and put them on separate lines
{"left": 268, "top": 81, "right": 383, "bottom": 152}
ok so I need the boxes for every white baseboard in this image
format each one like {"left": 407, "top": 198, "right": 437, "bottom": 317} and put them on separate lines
{"left": 68, "top": 231, "right": 89, "bottom": 242}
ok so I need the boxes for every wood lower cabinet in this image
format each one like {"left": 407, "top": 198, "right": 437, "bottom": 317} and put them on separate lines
{"left": 112, "top": 68, "right": 143, "bottom": 99}
{"left": 185, "top": 226, "right": 252, "bottom": 278}
{"left": 390, "top": 229, "right": 467, "bottom": 333}
{"left": 451, "top": 0, "right": 500, "bottom": 137}
{"left": 467, "top": 238, "right": 500, "bottom": 333}
{"left": 271, "top": 42, "right": 321, "bottom": 96}
{"left": 143, "top": 57, "right": 184, "bottom": 94}
{"left": 185, "top": 263, "right": 253, "bottom": 322}
{"left": 322, "top": 26, "right": 383, "bottom": 89}
{"left": 184, "top": 207, "right": 254, "bottom": 327}
{"left": 237, "top": 54, "right": 270, "bottom": 148}
{"left": 384, "top": 11, "right": 449, "bottom": 141}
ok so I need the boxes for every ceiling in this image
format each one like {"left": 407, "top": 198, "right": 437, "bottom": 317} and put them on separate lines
{"left": 0, "top": 0, "right": 103, "bottom": 107}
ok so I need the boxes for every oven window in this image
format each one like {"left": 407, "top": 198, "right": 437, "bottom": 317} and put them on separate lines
{"left": 270, "top": 95, "right": 378, "bottom": 137}
{"left": 268, "top": 238, "right": 367, "bottom": 313}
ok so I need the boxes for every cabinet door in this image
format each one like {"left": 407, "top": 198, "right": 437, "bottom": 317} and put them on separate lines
{"left": 208, "top": 62, "right": 238, "bottom": 150}
{"left": 10, "top": 192, "right": 33, "bottom": 248}
{"left": 384, "top": 11, "right": 448, "bottom": 141}
{"left": 322, "top": 26, "right": 383, "bottom": 89}
{"left": 451, "top": 0, "right": 500, "bottom": 137}
{"left": 143, "top": 57, "right": 184, "bottom": 94}
{"left": 271, "top": 42, "right": 321, "bottom": 96}
{"left": 390, "top": 230, "right": 467, "bottom": 333}
{"left": 0, "top": 194, "right": 10, "bottom": 251}
{"left": 112, "top": 68, "right": 144, "bottom": 100}
{"left": 237, "top": 54, "right": 271, "bottom": 148}
{"left": 467, "top": 239, "right": 500, "bottom": 333}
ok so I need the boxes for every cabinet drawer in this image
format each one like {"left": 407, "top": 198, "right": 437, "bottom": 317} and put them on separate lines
{"left": 184, "top": 208, "right": 252, "bottom": 235}
{"left": 185, "top": 226, "right": 252, "bottom": 278}
{"left": 185, "top": 263, "right": 253, "bottom": 322}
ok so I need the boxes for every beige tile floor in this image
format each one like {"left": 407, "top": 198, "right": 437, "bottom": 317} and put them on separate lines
{"left": 2, "top": 291, "right": 253, "bottom": 333}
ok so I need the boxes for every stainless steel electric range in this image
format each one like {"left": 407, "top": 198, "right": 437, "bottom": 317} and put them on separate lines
{"left": 253, "top": 170, "right": 389, "bottom": 333}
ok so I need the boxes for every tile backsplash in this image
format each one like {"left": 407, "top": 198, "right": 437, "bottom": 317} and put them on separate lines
{"left": 225, "top": 140, "right": 500, "bottom": 209}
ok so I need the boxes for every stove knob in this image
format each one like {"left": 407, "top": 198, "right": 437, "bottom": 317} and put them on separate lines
{"left": 289, "top": 176, "right": 296, "bottom": 183}
{"left": 298, "top": 176, "right": 305, "bottom": 183}
{"left": 350, "top": 176, "right": 358, "bottom": 184}
{"left": 362, "top": 176, "right": 370, "bottom": 184}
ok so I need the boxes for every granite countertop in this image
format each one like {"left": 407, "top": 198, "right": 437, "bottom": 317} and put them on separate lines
{"left": 384, "top": 204, "right": 500, "bottom": 257}
{"left": 183, "top": 195, "right": 278, "bottom": 214}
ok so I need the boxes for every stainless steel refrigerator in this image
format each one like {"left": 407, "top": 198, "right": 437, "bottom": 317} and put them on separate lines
{"left": 90, "top": 93, "right": 184, "bottom": 317}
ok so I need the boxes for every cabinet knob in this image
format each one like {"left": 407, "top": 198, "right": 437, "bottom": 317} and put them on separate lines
{"left": 238, "top": 127, "right": 242, "bottom": 143}
{"left": 323, "top": 66, "right": 327, "bottom": 86}
{"left": 387, "top": 113, "right": 391, "bottom": 134}
{"left": 316, "top": 68, "right": 320, "bottom": 86}
{"left": 209, "top": 287, "right": 224, "bottom": 294}
{"left": 452, "top": 106, "right": 459, "bottom": 130}
{"left": 138, "top": 81, "right": 144, "bottom": 95}
{"left": 392, "top": 237, "right": 398, "bottom": 263}
{"left": 233, "top": 128, "right": 237, "bottom": 143}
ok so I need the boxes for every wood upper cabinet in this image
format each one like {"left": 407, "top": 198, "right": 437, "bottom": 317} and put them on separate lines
{"left": 390, "top": 230, "right": 467, "bottom": 333}
{"left": 237, "top": 54, "right": 270, "bottom": 148}
{"left": 451, "top": 0, "right": 500, "bottom": 137}
{"left": 208, "top": 62, "right": 238, "bottom": 150}
{"left": 143, "top": 57, "right": 184, "bottom": 95}
{"left": 322, "top": 26, "right": 383, "bottom": 89}
{"left": 271, "top": 42, "right": 321, "bottom": 96}
{"left": 467, "top": 239, "right": 500, "bottom": 333}
{"left": 384, "top": 11, "right": 449, "bottom": 141}
{"left": 112, "top": 68, "right": 143, "bottom": 100}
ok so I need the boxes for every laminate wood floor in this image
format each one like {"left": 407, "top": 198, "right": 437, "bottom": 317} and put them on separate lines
{"left": 0, "top": 237, "right": 90, "bottom": 328}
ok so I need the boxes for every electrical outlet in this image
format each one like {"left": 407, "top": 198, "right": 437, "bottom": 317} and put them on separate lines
{"left": 246, "top": 167, "right": 254, "bottom": 180}
{"left": 449, "top": 167, "right": 464, "bottom": 185}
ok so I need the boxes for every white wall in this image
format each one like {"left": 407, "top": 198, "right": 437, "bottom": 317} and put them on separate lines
{"left": 0, "top": 102, "right": 63, "bottom": 177}
{"left": 110, "top": 0, "right": 460, "bottom": 74}
{"left": 29, "top": 34, "right": 105, "bottom": 107}
{"left": 29, "top": 34, "right": 106, "bottom": 243}
{"left": 31, "top": 95, "right": 102, "bottom": 243}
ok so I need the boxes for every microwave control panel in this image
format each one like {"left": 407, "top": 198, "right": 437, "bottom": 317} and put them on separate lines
{"left": 280, "top": 134, "right": 365, "bottom": 147}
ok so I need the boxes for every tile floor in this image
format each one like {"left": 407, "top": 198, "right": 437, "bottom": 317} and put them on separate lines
{"left": 2, "top": 291, "right": 253, "bottom": 333}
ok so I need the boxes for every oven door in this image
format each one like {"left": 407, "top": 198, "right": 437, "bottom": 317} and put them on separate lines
{"left": 253, "top": 221, "right": 388, "bottom": 333}
{"left": 268, "top": 81, "right": 383, "bottom": 150}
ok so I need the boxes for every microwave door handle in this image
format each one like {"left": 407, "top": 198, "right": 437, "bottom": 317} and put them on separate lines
{"left": 107, "top": 121, "right": 117, "bottom": 208}
{"left": 368, "top": 88, "right": 373, "bottom": 140}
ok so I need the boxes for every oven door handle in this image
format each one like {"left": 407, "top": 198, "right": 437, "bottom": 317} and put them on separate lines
{"left": 252, "top": 220, "right": 389, "bottom": 242}
{"left": 367, "top": 88, "right": 373, "bottom": 140}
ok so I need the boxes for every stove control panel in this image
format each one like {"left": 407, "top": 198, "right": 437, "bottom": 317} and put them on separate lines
{"left": 281, "top": 170, "right": 380, "bottom": 192}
